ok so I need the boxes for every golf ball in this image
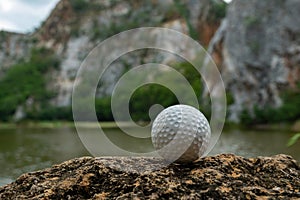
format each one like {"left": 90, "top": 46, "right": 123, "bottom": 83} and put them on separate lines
{"left": 151, "top": 104, "right": 211, "bottom": 163}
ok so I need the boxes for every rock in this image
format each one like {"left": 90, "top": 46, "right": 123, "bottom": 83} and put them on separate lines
{"left": 0, "top": 0, "right": 224, "bottom": 108}
{"left": 0, "top": 31, "right": 31, "bottom": 75}
{"left": 0, "top": 154, "right": 299, "bottom": 199}
{"left": 186, "top": 0, "right": 227, "bottom": 46}
{"left": 292, "top": 120, "right": 300, "bottom": 132}
{"left": 12, "top": 105, "right": 25, "bottom": 122}
{"left": 208, "top": 0, "right": 300, "bottom": 121}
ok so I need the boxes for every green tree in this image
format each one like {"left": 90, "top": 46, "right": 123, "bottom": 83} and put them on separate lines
{"left": 0, "top": 47, "right": 60, "bottom": 121}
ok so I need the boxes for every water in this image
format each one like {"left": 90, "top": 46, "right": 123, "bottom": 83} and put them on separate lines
{"left": 0, "top": 126, "right": 299, "bottom": 186}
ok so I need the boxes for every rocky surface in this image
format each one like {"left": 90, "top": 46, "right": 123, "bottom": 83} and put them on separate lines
{"left": 208, "top": 0, "right": 300, "bottom": 121}
{"left": 0, "top": 154, "right": 299, "bottom": 199}
{"left": 0, "top": 31, "right": 31, "bottom": 75}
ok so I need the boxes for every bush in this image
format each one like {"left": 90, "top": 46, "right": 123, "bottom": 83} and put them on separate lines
{"left": 210, "top": 1, "right": 227, "bottom": 22}
{"left": 26, "top": 106, "right": 73, "bottom": 121}
{"left": 93, "top": 61, "right": 206, "bottom": 122}
{"left": 95, "top": 97, "right": 113, "bottom": 121}
{"left": 240, "top": 109, "right": 253, "bottom": 125}
{"left": 173, "top": 62, "right": 203, "bottom": 95}
{"left": 240, "top": 85, "right": 300, "bottom": 124}
{"left": 70, "top": 0, "right": 89, "bottom": 12}
{"left": 129, "top": 84, "right": 179, "bottom": 122}
{"left": 0, "top": 47, "right": 60, "bottom": 121}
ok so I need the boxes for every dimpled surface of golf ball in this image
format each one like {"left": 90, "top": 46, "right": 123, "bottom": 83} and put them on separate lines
{"left": 151, "top": 104, "right": 211, "bottom": 163}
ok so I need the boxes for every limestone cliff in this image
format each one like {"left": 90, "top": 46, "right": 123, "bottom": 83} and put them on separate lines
{"left": 2, "top": 0, "right": 299, "bottom": 123}
{"left": 0, "top": 31, "right": 31, "bottom": 74}
{"left": 208, "top": 0, "right": 300, "bottom": 121}
{"left": 0, "top": 0, "right": 224, "bottom": 109}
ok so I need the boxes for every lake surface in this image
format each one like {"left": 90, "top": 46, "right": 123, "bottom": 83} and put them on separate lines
{"left": 0, "top": 126, "right": 299, "bottom": 186}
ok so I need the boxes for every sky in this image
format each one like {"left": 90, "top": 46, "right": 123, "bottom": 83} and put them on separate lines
{"left": 0, "top": 0, "right": 60, "bottom": 33}
{"left": 0, "top": 0, "right": 232, "bottom": 33}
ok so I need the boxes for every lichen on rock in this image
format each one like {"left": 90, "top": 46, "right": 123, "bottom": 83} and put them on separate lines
{"left": 0, "top": 154, "right": 299, "bottom": 199}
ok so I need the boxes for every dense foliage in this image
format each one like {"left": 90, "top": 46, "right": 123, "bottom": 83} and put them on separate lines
{"left": 95, "top": 97, "right": 113, "bottom": 121}
{"left": 210, "top": 0, "right": 227, "bottom": 22}
{"left": 95, "top": 62, "right": 205, "bottom": 122}
{"left": 0, "top": 48, "right": 60, "bottom": 121}
{"left": 1, "top": 47, "right": 298, "bottom": 124}
{"left": 26, "top": 106, "right": 73, "bottom": 121}
{"left": 240, "top": 84, "right": 300, "bottom": 125}
{"left": 0, "top": 49, "right": 207, "bottom": 122}
{"left": 129, "top": 84, "right": 179, "bottom": 122}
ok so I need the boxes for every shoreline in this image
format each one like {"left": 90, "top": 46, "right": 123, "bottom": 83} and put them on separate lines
{"left": 0, "top": 121, "right": 147, "bottom": 129}
{"left": 0, "top": 120, "right": 299, "bottom": 132}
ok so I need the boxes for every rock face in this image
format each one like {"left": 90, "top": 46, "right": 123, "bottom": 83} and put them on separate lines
{"left": 0, "top": 0, "right": 224, "bottom": 108}
{"left": 0, "top": 31, "right": 31, "bottom": 75}
{"left": 0, "top": 154, "right": 299, "bottom": 199}
{"left": 209, "top": 0, "right": 300, "bottom": 121}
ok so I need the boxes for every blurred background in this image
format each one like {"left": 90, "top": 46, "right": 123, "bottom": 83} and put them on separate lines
{"left": 0, "top": 0, "right": 299, "bottom": 186}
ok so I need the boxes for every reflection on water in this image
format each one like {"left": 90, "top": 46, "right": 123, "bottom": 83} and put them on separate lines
{"left": 0, "top": 127, "right": 89, "bottom": 186}
{"left": 0, "top": 126, "right": 299, "bottom": 186}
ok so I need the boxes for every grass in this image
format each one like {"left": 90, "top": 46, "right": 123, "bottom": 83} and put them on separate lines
{"left": 287, "top": 133, "right": 300, "bottom": 147}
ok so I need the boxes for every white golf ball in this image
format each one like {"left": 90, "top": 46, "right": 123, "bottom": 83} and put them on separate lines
{"left": 151, "top": 104, "right": 211, "bottom": 163}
